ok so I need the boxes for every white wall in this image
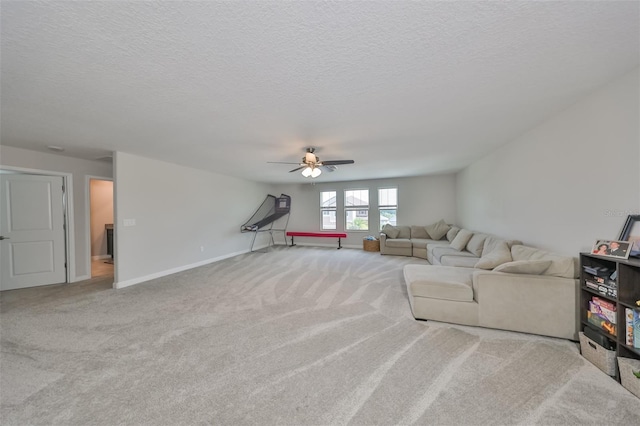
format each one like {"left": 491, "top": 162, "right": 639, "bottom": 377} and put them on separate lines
{"left": 456, "top": 68, "right": 640, "bottom": 256}
{"left": 113, "top": 152, "right": 272, "bottom": 287}
{"left": 90, "top": 179, "right": 113, "bottom": 257}
{"left": 274, "top": 174, "right": 456, "bottom": 247}
{"left": 0, "top": 145, "right": 113, "bottom": 280}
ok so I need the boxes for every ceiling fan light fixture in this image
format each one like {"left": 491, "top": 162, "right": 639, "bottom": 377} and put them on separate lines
{"left": 271, "top": 147, "right": 353, "bottom": 177}
{"left": 305, "top": 152, "right": 316, "bottom": 163}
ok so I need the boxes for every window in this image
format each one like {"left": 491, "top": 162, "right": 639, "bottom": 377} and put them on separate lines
{"left": 379, "top": 188, "right": 397, "bottom": 230}
{"left": 345, "top": 189, "right": 369, "bottom": 230}
{"left": 320, "top": 191, "right": 336, "bottom": 230}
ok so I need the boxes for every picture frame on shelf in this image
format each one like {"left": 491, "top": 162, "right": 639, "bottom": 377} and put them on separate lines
{"left": 592, "top": 239, "right": 631, "bottom": 259}
{"left": 618, "top": 215, "right": 640, "bottom": 258}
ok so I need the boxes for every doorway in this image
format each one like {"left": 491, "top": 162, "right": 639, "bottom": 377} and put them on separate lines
{"left": 88, "top": 178, "right": 114, "bottom": 279}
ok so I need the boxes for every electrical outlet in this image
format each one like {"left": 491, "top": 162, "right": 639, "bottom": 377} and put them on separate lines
{"left": 123, "top": 219, "right": 136, "bottom": 227}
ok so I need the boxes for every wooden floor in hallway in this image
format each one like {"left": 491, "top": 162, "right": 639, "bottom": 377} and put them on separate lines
{"left": 91, "top": 258, "right": 114, "bottom": 279}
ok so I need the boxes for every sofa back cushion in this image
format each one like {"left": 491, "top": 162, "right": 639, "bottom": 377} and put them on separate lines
{"left": 466, "top": 233, "right": 488, "bottom": 257}
{"left": 411, "top": 225, "right": 430, "bottom": 239}
{"left": 425, "top": 219, "right": 450, "bottom": 240}
{"left": 396, "top": 226, "right": 411, "bottom": 239}
{"left": 505, "top": 239, "right": 524, "bottom": 248}
{"left": 510, "top": 245, "right": 577, "bottom": 278}
{"left": 450, "top": 229, "right": 473, "bottom": 251}
{"left": 483, "top": 236, "right": 504, "bottom": 254}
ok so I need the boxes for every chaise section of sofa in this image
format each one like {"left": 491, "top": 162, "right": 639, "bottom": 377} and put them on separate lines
{"left": 404, "top": 243, "right": 579, "bottom": 340}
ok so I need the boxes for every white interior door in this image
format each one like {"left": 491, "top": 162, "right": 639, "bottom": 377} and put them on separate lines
{"left": 0, "top": 174, "right": 67, "bottom": 290}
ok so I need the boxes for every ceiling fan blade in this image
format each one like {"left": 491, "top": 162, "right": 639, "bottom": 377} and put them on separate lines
{"left": 267, "top": 161, "right": 303, "bottom": 164}
{"left": 321, "top": 165, "right": 337, "bottom": 172}
{"left": 288, "top": 166, "right": 306, "bottom": 173}
{"left": 320, "top": 160, "right": 354, "bottom": 166}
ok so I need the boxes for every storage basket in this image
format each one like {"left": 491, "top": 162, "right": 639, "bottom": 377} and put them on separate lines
{"left": 579, "top": 332, "right": 617, "bottom": 376}
{"left": 617, "top": 357, "right": 640, "bottom": 399}
{"left": 363, "top": 239, "right": 380, "bottom": 252}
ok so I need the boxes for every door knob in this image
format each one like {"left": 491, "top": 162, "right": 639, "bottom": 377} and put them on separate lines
{"left": 0, "top": 236, "right": 9, "bottom": 240}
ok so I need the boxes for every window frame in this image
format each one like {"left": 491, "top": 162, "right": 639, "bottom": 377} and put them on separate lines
{"left": 320, "top": 190, "right": 337, "bottom": 230}
{"left": 344, "top": 188, "right": 370, "bottom": 231}
{"left": 378, "top": 187, "right": 398, "bottom": 230}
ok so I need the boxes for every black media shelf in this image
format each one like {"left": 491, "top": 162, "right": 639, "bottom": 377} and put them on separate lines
{"left": 580, "top": 253, "right": 640, "bottom": 383}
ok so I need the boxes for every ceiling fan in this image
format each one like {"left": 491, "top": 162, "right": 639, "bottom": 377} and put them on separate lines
{"left": 268, "top": 148, "right": 355, "bottom": 178}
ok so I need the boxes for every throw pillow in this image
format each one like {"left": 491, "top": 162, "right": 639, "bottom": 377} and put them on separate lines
{"left": 381, "top": 224, "right": 400, "bottom": 239}
{"left": 411, "top": 225, "right": 430, "bottom": 239}
{"left": 450, "top": 229, "right": 473, "bottom": 251}
{"left": 466, "top": 233, "right": 488, "bottom": 257}
{"left": 494, "top": 260, "right": 552, "bottom": 275}
{"left": 474, "top": 241, "right": 512, "bottom": 270}
{"left": 447, "top": 226, "right": 460, "bottom": 242}
{"left": 425, "top": 219, "right": 450, "bottom": 240}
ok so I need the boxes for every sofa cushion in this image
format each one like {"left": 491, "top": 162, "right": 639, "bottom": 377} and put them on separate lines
{"left": 475, "top": 241, "right": 512, "bottom": 270}
{"left": 425, "top": 219, "right": 450, "bottom": 240}
{"left": 483, "top": 236, "right": 505, "bottom": 254}
{"left": 494, "top": 260, "right": 552, "bottom": 275}
{"left": 505, "top": 239, "right": 524, "bottom": 248}
{"left": 481, "top": 235, "right": 523, "bottom": 251}
{"left": 411, "top": 225, "right": 430, "bottom": 239}
{"left": 450, "top": 229, "right": 473, "bottom": 251}
{"left": 396, "top": 226, "right": 411, "bottom": 239}
{"left": 426, "top": 241, "right": 451, "bottom": 249}
{"left": 410, "top": 238, "right": 432, "bottom": 248}
{"left": 426, "top": 241, "right": 452, "bottom": 261}
{"left": 441, "top": 256, "right": 480, "bottom": 268}
{"left": 381, "top": 224, "right": 400, "bottom": 239}
{"left": 447, "top": 226, "right": 460, "bottom": 242}
{"left": 432, "top": 246, "right": 477, "bottom": 263}
{"left": 404, "top": 265, "right": 474, "bottom": 302}
{"left": 410, "top": 238, "right": 429, "bottom": 248}
{"left": 510, "top": 245, "right": 577, "bottom": 279}
{"left": 466, "top": 233, "right": 488, "bottom": 257}
{"left": 385, "top": 238, "right": 412, "bottom": 248}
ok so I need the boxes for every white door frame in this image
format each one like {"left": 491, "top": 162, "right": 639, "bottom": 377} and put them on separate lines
{"left": 0, "top": 166, "right": 74, "bottom": 284}
{"left": 85, "top": 175, "right": 114, "bottom": 285}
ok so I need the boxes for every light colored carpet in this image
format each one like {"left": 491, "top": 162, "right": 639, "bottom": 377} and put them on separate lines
{"left": 1, "top": 246, "right": 639, "bottom": 425}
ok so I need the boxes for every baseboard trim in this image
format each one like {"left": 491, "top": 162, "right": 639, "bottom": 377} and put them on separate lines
{"left": 113, "top": 249, "right": 249, "bottom": 289}
{"left": 72, "top": 274, "right": 91, "bottom": 282}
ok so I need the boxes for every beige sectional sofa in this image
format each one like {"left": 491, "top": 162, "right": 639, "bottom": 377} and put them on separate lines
{"left": 381, "top": 222, "right": 579, "bottom": 340}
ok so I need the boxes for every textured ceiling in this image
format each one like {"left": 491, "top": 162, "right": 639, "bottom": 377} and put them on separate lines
{"left": 1, "top": 1, "right": 638, "bottom": 183}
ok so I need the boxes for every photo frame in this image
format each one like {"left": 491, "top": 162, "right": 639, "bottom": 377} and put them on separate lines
{"left": 618, "top": 215, "right": 640, "bottom": 258}
{"left": 592, "top": 239, "right": 631, "bottom": 259}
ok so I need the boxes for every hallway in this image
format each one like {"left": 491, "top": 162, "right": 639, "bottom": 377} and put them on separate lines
{"left": 91, "top": 258, "right": 114, "bottom": 279}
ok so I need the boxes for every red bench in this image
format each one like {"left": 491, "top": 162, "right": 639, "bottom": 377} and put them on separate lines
{"left": 286, "top": 231, "right": 348, "bottom": 249}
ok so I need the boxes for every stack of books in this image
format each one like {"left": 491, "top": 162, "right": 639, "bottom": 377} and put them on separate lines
{"left": 587, "top": 296, "right": 617, "bottom": 336}
{"left": 583, "top": 265, "right": 617, "bottom": 298}
{"left": 625, "top": 308, "right": 640, "bottom": 349}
